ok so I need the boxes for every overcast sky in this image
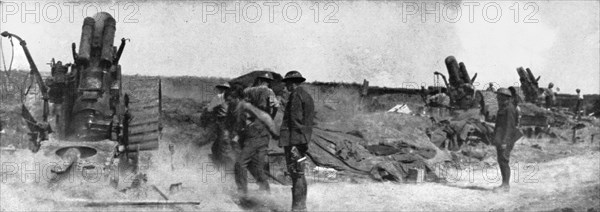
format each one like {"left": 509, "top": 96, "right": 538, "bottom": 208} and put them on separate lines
{"left": 1, "top": 1, "right": 598, "bottom": 94}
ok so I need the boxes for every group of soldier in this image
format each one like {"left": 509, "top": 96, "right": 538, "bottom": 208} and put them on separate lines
{"left": 200, "top": 68, "right": 587, "bottom": 208}
{"left": 487, "top": 82, "right": 584, "bottom": 117}
{"left": 205, "top": 70, "right": 314, "bottom": 211}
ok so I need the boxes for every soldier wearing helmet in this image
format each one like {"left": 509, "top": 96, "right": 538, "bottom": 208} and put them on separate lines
{"left": 493, "top": 87, "right": 523, "bottom": 192}
{"left": 230, "top": 81, "right": 275, "bottom": 195}
{"left": 233, "top": 72, "right": 281, "bottom": 195}
{"left": 206, "top": 82, "right": 235, "bottom": 165}
{"left": 244, "top": 72, "right": 280, "bottom": 118}
{"left": 280, "top": 70, "right": 314, "bottom": 211}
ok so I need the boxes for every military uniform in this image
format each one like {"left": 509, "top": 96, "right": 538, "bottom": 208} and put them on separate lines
{"left": 544, "top": 83, "right": 556, "bottom": 109}
{"left": 244, "top": 85, "right": 279, "bottom": 118}
{"left": 233, "top": 76, "right": 279, "bottom": 194}
{"left": 243, "top": 83, "right": 280, "bottom": 181}
{"left": 227, "top": 97, "right": 272, "bottom": 194}
{"left": 207, "top": 83, "right": 236, "bottom": 166}
{"left": 211, "top": 100, "right": 235, "bottom": 165}
{"left": 280, "top": 71, "right": 314, "bottom": 211}
{"left": 493, "top": 88, "right": 523, "bottom": 190}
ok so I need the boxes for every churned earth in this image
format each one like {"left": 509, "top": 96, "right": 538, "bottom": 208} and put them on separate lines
{"left": 1, "top": 127, "right": 599, "bottom": 211}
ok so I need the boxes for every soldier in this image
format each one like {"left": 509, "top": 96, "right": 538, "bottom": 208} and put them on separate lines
{"left": 243, "top": 72, "right": 281, "bottom": 184}
{"left": 508, "top": 86, "right": 522, "bottom": 125}
{"left": 227, "top": 83, "right": 273, "bottom": 195}
{"left": 544, "top": 82, "right": 556, "bottom": 109}
{"left": 207, "top": 83, "right": 235, "bottom": 166}
{"left": 574, "top": 89, "right": 584, "bottom": 119}
{"left": 486, "top": 83, "right": 496, "bottom": 92}
{"left": 279, "top": 71, "right": 314, "bottom": 211}
{"left": 493, "top": 88, "right": 523, "bottom": 192}
{"left": 244, "top": 72, "right": 279, "bottom": 118}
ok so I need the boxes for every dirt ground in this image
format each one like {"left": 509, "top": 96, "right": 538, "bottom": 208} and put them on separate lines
{"left": 1, "top": 124, "right": 599, "bottom": 211}
{"left": 1, "top": 77, "right": 599, "bottom": 211}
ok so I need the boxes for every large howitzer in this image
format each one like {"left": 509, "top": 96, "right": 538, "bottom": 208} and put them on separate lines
{"left": 516, "top": 67, "right": 541, "bottom": 103}
{"left": 432, "top": 56, "right": 480, "bottom": 109}
{"left": 1, "top": 12, "right": 161, "bottom": 184}
{"left": 428, "top": 56, "right": 489, "bottom": 121}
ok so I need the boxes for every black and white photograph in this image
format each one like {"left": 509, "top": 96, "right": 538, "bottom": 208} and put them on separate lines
{"left": 0, "top": 0, "right": 599, "bottom": 211}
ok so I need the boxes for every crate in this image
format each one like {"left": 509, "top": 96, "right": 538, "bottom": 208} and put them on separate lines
{"left": 407, "top": 168, "right": 425, "bottom": 183}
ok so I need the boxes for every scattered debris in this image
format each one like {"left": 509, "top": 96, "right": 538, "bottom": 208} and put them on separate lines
{"left": 151, "top": 185, "right": 169, "bottom": 200}
{"left": 531, "top": 144, "right": 543, "bottom": 150}
{"left": 169, "top": 182, "right": 183, "bottom": 194}
{"left": 312, "top": 166, "right": 338, "bottom": 180}
{"left": 387, "top": 104, "right": 411, "bottom": 114}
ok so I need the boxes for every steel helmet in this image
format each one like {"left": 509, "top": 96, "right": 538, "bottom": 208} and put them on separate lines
{"left": 282, "top": 71, "right": 306, "bottom": 83}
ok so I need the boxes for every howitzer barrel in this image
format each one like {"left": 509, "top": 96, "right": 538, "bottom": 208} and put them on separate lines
{"left": 444, "top": 56, "right": 461, "bottom": 87}
{"left": 526, "top": 68, "right": 537, "bottom": 86}
{"left": 458, "top": 62, "right": 471, "bottom": 84}
{"left": 101, "top": 16, "right": 116, "bottom": 66}
{"left": 517, "top": 67, "right": 528, "bottom": 81}
{"left": 517, "top": 67, "right": 539, "bottom": 103}
{"left": 78, "top": 17, "right": 94, "bottom": 64}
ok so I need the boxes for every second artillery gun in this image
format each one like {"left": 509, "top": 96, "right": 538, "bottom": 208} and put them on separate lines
{"left": 1, "top": 12, "right": 161, "bottom": 186}
{"left": 428, "top": 56, "right": 494, "bottom": 120}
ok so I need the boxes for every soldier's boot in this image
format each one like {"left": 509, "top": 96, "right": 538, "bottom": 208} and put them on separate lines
{"left": 495, "top": 159, "right": 511, "bottom": 192}
{"left": 252, "top": 166, "right": 271, "bottom": 194}
{"left": 234, "top": 162, "right": 248, "bottom": 195}
{"left": 291, "top": 162, "right": 307, "bottom": 212}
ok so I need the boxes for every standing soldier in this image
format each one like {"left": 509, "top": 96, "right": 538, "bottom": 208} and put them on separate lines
{"left": 207, "top": 83, "right": 235, "bottom": 165}
{"left": 243, "top": 72, "right": 281, "bottom": 184}
{"left": 544, "top": 82, "right": 556, "bottom": 109}
{"left": 574, "top": 89, "right": 584, "bottom": 119}
{"left": 280, "top": 71, "right": 314, "bottom": 211}
{"left": 493, "top": 88, "right": 523, "bottom": 192}
{"left": 226, "top": 83, "right": 276, "bottom": 195}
